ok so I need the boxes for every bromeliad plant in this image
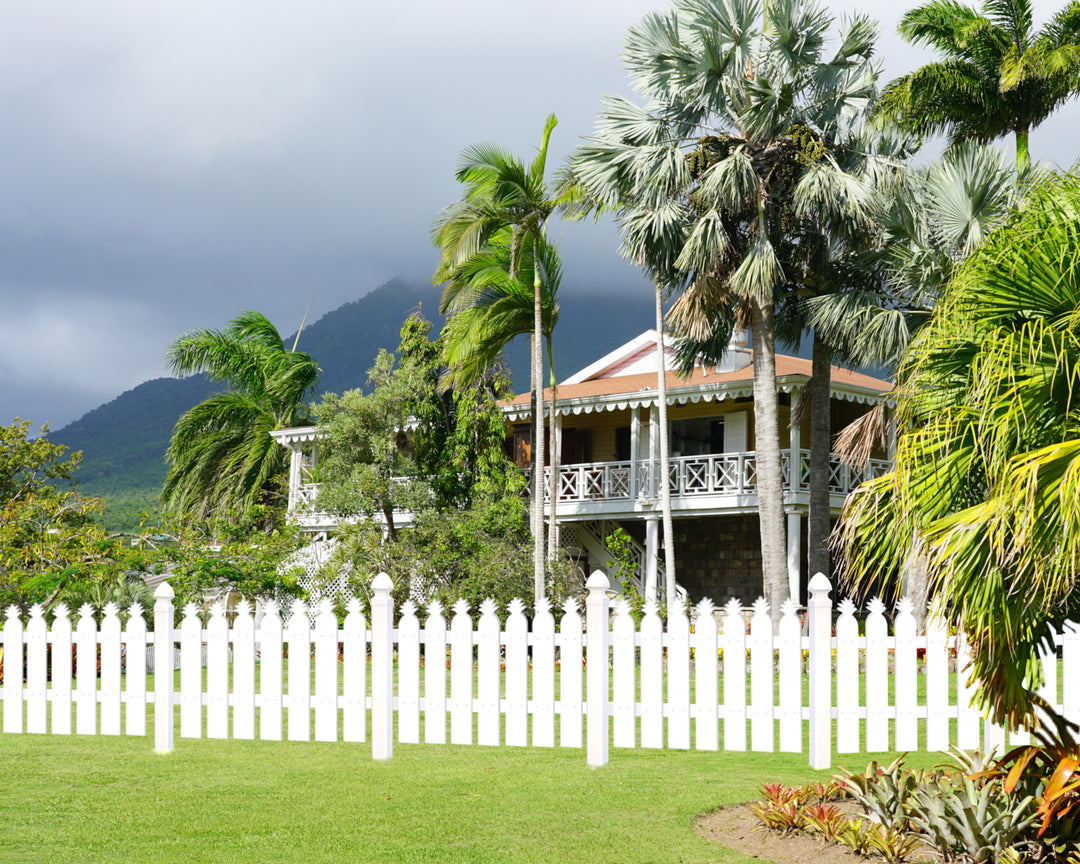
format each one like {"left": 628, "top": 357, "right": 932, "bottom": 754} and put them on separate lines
{"left": 749, "top": 751, "right": 1065, "bottom": 862}
{"left": 977, "top": 720, "right": 1080, "bottom": 855}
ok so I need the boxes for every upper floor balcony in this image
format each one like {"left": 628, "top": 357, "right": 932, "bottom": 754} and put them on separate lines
{"left": 289, "top": 448, "right": 891, "bottom": 528}
{"left": 544, "top": 449, "right": 890, "bottom": 509}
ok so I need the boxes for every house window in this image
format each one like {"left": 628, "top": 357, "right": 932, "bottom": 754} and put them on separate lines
{"left": 671, "top": 417, "right": 724, "bottom": 456}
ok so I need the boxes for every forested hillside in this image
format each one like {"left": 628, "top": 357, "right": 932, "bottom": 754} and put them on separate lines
{"left": 53, "top": 278, "right": 657, "bottom": 530}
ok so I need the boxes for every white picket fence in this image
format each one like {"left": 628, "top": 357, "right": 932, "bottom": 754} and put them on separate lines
{"left": 2, "top": 572, "right": 1079, "bottom": 769}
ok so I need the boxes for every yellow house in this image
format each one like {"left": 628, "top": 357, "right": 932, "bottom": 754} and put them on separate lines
{"left": 501, "top": 329, "right": 894, "bottom": 606}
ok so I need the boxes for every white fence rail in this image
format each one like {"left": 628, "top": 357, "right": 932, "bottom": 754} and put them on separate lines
{"left": 2, "top": 573, "right": 1078, "bottom": 768}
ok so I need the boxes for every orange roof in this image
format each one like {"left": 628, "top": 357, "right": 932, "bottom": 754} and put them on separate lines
{"left": 504, "top": 352, "right": 893, "bottom": 407}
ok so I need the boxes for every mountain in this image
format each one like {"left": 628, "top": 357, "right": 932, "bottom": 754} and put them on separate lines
{"left": 53, "top": 278, "right": 657, "bottom": 530}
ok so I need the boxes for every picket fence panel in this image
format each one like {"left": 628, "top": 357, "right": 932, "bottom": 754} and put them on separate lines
{"left": 3, "top": 575, "right": 1080, "bottom": 769}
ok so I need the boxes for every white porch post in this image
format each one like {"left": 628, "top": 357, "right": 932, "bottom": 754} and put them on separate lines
{"left": 629, "top": 408, "right": 641, "bottom": 498}
{"left": 787, "top": 394, "right": 802, "bottom": 492}
{"left": 287, "top": 444, "right": 303, "bottom": 513}
{"left": 644, "top": 515, "right": 659, "bottom": 603}
{"left": 648, "top": 404, "right": 659, "bottom": 499}
{"left": 549, "top": 413, "right": 562, "bottom": 558}
{"left": 787, "top": 513, "right": 801, "bottom": 605}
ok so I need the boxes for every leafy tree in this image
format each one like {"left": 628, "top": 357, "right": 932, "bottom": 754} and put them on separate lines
{"left": 0, "top": 420, "right": 137, "bottom": 609}
{"left": 433, "top": 115, "right": 564, "bottom": 604}
{"left": 314, "top": 314, "right": 558, "bottom": 614}
{"left": 148, "top": 515, "right": 306, "bottom": 616}
{"left": 877, "top": 0, "right": 1080, "bottom": 172}
{"left": 163, "top": 310, "right": 319, "bottom": 524}
{"left": 835, "top": 172, "right": 1080, "bottom": 730}
{"left": 315, "top": 314, "right": 518, "bottom": 537}
{"left": 572, "top": 0, "right": 882, "bottom": 615}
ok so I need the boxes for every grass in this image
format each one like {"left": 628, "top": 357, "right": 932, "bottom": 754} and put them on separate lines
{"left": 0, "top": 654, "right": 975, "bottom": 863}
{"left": 0, "top": 725, "right": 945, "bottom": 864}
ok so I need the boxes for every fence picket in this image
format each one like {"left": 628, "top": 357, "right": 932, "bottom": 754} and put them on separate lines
{"left": 504, "top": 599, "right": 528, "bottom": 747}
{"left": 124, "top": 603, "right": 147, "bottom": 737}
{"left": 559, "top": 598, "right": 583, "bottom": 749}
{"left": 422, "top": 601, "right": 445, "bottom": 745}
{"left": 180, "top": 603, "right": 202, "bottom": 739}
{"left": 722, "top": 599, "right": 746, "bottom": 752}
{"left": 206, "top": 603, "right": 229, "bottom": 740}
{"left": 342, "top": 599, "right": 366, "bottom": 744}
{"left": 925, "top": 618, "right": 948, "bottom": 753}
{"left": 835, "top": 599, "right": 859, "bottom": 754}
{"left": 667, "top": 598, "right": 691, "bottom": 751}
{"left": 612, "top": 598, "right": 636, "bottom": 749}
{"left": 51, "top": 604, "right": 73, "bottom": 736}
{"left": 232, "top": 601, "right": 255, "bottom": 741}
{"left": 894, "top": 599, "right": 918, "bottom": 752}
{"left": 693, "top": 599, "right": 718, "bottom": 752}
{"left": 450, "top": 600, "right": 473, "bottom": 746}
{"left": 749, "top": 598, "right": 774, "bottom": 753}
{"left": 286, "top": 601, "right": 312, "bottom": 742}
{"left": 477, "top": 599, "right": 500, "bottom": 746}
{"left": 1065, "top": 622, "right": 1079, "bottom": 729}
{"left": 75, "top": 604, "right": 97, "bottom": 736}
{"left": 777, "top": 600, "right": 800, "bottom": 753}
{"left": 3, "top": 606, "right": 24, "bottom": 735}
{"left": 864, "top": 598, "right": 889, "bottom": 752}
{"left": 100, "top": 603, "right": 122, "bottom": 736}
{"left": 531, "top": 598, "right": 555, "bottom": 748}
{"left": 26, "top": 605, "right": 47, "bottom": 734}
{"left": 639, "top": 601, "right": 663, "bottom": 749}
{"left": 397, "top": 601, "right": 420, "bottom": 745}
{"left": 314, "top": 599, "right": 339, "bottom": 743}
{"left": 260, "top": 600, "right": 284, "bottom": 741}
{"left": 956, "top": 633, "right": 980, "bottom": 750}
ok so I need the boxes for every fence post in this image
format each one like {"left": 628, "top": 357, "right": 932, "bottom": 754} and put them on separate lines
{"left": 371, "top": 572, "right": 394, "bottom": 761}
{"left": 586, "top": 570, "right": 610, "bottom": 767}
{"left": 807, "top": 572, "right": 832, "bottom": 770}
{"left": 153, "top": 581, "right": 175, "bottom": 753}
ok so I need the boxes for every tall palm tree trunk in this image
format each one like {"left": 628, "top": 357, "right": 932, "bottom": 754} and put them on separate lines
{"left": 808, "top": 333, "right": 832, "bottom": 582}
{"left": 655, "top": 285, "right": 676, "bottom": 606}
{"left": 547, "top": 340, "right": 559, "bottom": 561}
{"left": 750, "top": 298, "right": 787, "bottom": 625}
{"left": 532, "top": 252, "right": 546, "bottom": 605}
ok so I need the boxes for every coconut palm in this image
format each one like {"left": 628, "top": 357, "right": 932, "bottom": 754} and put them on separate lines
{"left": 432, "top": 115, "right": 563, "bottom": 604}
{"left": 163, "top": 311, "right": 319, "bottom": 523}
{"left": 878, "top": 0, "right": 1080, "bottom": 172}
{"left": 572, "top": 0, "right": 883, "bottom": 615}
{"left": 835, "top": 172, "right": 1080, "bottom": 729}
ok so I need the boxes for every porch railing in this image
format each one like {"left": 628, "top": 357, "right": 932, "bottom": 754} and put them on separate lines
{"left": 544, "top": 450, "right": 890, "bottom": 504}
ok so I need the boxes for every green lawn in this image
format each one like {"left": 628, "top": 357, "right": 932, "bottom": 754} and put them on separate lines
{"left": 0, "top": 711, "right": 944, "bottom": 864}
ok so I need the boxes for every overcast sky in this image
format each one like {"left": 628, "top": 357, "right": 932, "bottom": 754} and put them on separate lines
{"left": 2, "top": 0, "right": 1076, "bottom": 430}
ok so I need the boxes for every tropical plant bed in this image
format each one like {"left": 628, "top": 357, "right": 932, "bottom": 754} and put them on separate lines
{"left": 700, "top": 749, "right": 1080, "bottom": 864}
{"left": 696, "top": 803, "right": 929, "bottom": 864}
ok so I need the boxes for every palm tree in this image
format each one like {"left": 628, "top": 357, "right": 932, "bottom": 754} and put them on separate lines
{"left": 835, "top": 172, "right": 1080, "bottom": 730}
{"left": 438, "top": 230, "right": 563, "bottom": 556}
{"left": 807, "top": 142, "right": 1017, "bottom": 621}
{"left": 432, "top": 115, "right": 563, "bottom": 604}
{"left": 438, "top": 231, "right": 561, "bottom": 394}
{"left": 878, "top": 0, "right": 1080, "bottom": 172}
{"left": 572, "top": 0, "right": 882, "bottom": 616}
{"left": 163, "top": 311, "right": 319, "bottom": 523}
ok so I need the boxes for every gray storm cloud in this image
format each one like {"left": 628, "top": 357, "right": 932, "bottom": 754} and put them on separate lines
{"left": 0, "top": 0, "right": 1075, "bottom": 428}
